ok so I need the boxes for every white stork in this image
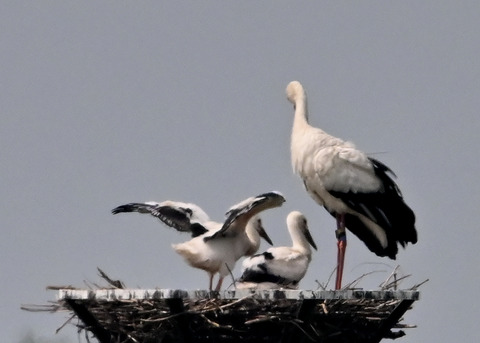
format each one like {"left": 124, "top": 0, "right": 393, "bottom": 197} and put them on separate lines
{"left": 112, "top": 191, "right": 285, "bottom": 291}
{"left": 286, "top": 81, "right": 417, "bottom": 289}
{"left": 237, "top": 211, "right": 317, "bottom": 289}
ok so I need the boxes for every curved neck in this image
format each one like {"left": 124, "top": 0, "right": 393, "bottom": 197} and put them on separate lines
{"left": 290, "top": 229, "right": 311, "bottom": 255}
{"left": 245, "top": 223, "right": 261, "bottom": 255}
{"left": 292, "top": 95, "right": 310, "bottom": 131}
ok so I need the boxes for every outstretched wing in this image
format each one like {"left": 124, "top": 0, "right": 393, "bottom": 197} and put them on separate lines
{"left": 203, "top": 191, "right": 285, "bottom": 242}
{"left": 112, "top": 201, "right": 209, "bottom": 237}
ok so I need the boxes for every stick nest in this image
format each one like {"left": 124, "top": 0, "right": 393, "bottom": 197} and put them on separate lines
{"left": 22, "top": 268, "right": 423, "bottom": 343}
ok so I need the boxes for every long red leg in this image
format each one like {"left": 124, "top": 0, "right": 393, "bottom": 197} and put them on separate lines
{"left": 335, "top": 213, "right": 347, "bottom": 290}
{"left": 208, "top": 273, "right": 214, "bottom": 291}
{"left": 214, "top": 276, "right": 224, "bottom": 292}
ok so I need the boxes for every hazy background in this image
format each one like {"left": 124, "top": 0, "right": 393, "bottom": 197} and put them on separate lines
{"left": 2, "top": 2, "right": 479, "bottom": 342}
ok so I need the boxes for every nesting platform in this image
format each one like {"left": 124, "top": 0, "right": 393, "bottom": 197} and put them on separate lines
{"left": 49, "top": 288, "right": 419, "bottom": 343}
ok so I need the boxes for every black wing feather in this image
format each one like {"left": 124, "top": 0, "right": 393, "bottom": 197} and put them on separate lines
{"left": 328, "top": 158, "right": 417, "bottom": 258}
{"left": 189, "top": 223, "right": 209, "bottom": 238}
{"left": 204, "top": 192, "right": 284, "bottom": 242}
{"left": 239, "top": 268, "right": 289, "bottom": 284}
{"left": 112, "top": 203, "right": 208, "bottom": 238}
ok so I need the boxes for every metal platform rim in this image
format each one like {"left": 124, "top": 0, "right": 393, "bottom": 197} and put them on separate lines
{"left": 56, "top": 288, "right": 420, "bottom": 302}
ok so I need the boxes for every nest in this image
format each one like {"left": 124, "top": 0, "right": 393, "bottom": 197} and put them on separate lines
{"left": 22, "top": 269, "right": 423, "bottom": 343}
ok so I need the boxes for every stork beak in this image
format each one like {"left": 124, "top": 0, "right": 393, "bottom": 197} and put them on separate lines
{"left": 304, "top": 228, "right": 317, "bottom": 250}
{"left": 256, "top": 220, "right": 273, "bottom": 245}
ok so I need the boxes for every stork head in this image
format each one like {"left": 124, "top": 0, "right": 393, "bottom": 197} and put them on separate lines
{"left": 287, "top": 210, "right": 317, "bottom": 251}
{"left": 252, "top": 217, "right": 273, "bottom": 246}
{"left": 286, "top": 81, "right": 305, "bottom": 105}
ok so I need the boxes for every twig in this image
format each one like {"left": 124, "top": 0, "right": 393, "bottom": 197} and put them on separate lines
{"left": 342, "top": 270, "right": 383, "bottom": 289}
{"left": 55, "top": 314, "right": 76, "bottom": 334}
{"left": 97, "top": 267, "right": 125, "bottom": 289}
{"left": 126, "top": 333, "right": 140, "bottom": 343}
{"left": 380, "top": 265, "right": 401, "bottom": 289}
{"left": 225, "top": 263, "right": 236, "bottom": 289}
{"left": 46, "top": 285, "right": 77, "bottom": 290}
{"left": 382, "top": 274, "right": 411, "bottom": 290}
{"left": 316, "top": 267, "right": 337, "bottom": 290}
{"left": 142, "top": 295, "right": 254, "bottom": 323}
{"left": 200, "top": 314, "right": 232, "bottom": 329}
{"left": 409, "top": 278, "right": 429, "bottom": 290}
{"left": 315, "top": 279, "right": 326, "bottom": 291}
{"left": 393, "top": 323, "right": 417, "bottom": 329}
{"left": 244, "top": 315, "right": 279, "bottom": 325}
{"left": 199, "top": 295, "right": 254, "bottom": 314}
{"left": 142, "top": 312, "right": 184, "bottom": 323}
{"left": 83, "top": 279, "right": 96, "bottom": 290}
{"left": 84, "top": 329, "right": 91, "bottom": 343}
{"left": 321, "top": 302, "right": 329, "bottom": 314}
{"left": 325, "top": 267, "right": 337, "bottom": 289}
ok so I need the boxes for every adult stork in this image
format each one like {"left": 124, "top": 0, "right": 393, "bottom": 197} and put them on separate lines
{"left": 112, "top": 191, "right": 285, "bottom": 291}
{"left": 237, "top": 211, "right": 317, "bottom": 289}
{"left": 286, "top": 81, "right": 417, "bottom": 290}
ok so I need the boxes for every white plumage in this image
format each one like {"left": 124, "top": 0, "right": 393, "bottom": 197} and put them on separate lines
{"left": 112, "top": 191, "right": 285, "bottom": 291}
{"left": 286, "top": 81, "right": 417, "bottom": 289}
{"left": 237, "top": 211, "right": 317, "bottom": 289}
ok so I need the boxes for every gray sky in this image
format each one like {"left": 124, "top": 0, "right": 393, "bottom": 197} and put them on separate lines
{"left": 1, "top": 2, "right": 479, "bottom": 342}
